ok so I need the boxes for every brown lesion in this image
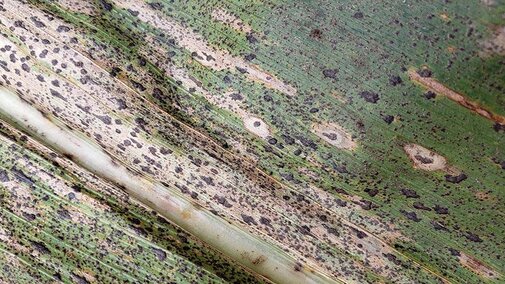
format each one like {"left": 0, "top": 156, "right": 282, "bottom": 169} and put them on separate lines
{"left": 54, "top": 0, "right": 99, "bottom": 15}
{"left": 459, "top": 252, "right": 500, "bottom": 279}
{"left": 240, "top": 251, "right": 267, "bottom": 266}
{"left": 439, "top": 13, "right": 450, "bottom": 21}
{"left": 474, "top": 191, "right": 496, "bottom": 203}
{"left": 252, "top": 255, "right": 267, "bottom": 266}
{"left": 111, "top": 0, "right": 297, "bottom": 96}
{"left": 480, "top": 26, "right": 505, "bottom": 57}
{"left": 404, "top": 143, "right": 451, "bottom": 172}
{"left": 211, "top": 8, "right": 253, "bottom": 34}
{"left": 481, "top": 0, "right": 497, "bottom": 6}
{"left": 408, "top": 68, "right": 505, "bottom": 125}
{"left": 311, "top": 122, "right": 357, "bottom": 150}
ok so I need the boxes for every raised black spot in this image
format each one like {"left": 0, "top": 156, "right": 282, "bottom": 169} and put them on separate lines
{"left": 152, "top": 87, "right": 165, "bottom": 100}
{"left": 95, "top": 115, "right": 112, "bottom": 125}
{"left": 190, "top": 191, "right": 198, "bottom": 199}
{"left": 382, "top": 115, "right": 394, "bottom": 124}
{"left": 0, "top": 170, "right": 9, "bottom": 182}
{"left": 310, "top": 29, "right": 322, "bottom": 39}
{"left": 294, "top": 262, "right": 302, "bottom": 272}
{"left": 116, "top": 98, "right": 127, "bottom": 110}
{"left": 389, "top": 75, "right": 402, "bottom": 86}
{"left": 110, "top": 67, "right": 121, "bottom": 77}
{"left": 30, "top": 17, "right": 46, "bottom": 28}
{"left": 324, "top": 225, "right": 339, "bottom": 236}
{"left": 56, "top": 25, "right": 70, "bottom": 33}
{"left": 335, "top": 198, "right": 348, "bottom": 207}
{"left": 160, "top": 147, "right": 172, "bottom": 155}
{"left": 138, "top": 57, "right": 146, "bottom": 66}
{"left": 417, "top": 68, "right": 432, "bottom": 78}
{"left": 259, "top": 217, "right": 271, "bottom": 226}
{"left": 72, "top": 273, "right": 90, "bottom": 284}
{"left": 383, "top": 253, "right": 402, "bottom": 265}
{"left": 401, "top": 188, "right": 419, "bottom": 198}
{"left": 333, "top": 164, "right": 348, "bottom": 174}
{"left": 401, "top": 210, "right": 421, "bottom": 222}
{"left": 414, "top": 154, "right": 433, "bottom": 164}
{"left": 21, "top": 63, "right": 30, "bottom": 72}
{"left": 244, "top": 53, "right": 256, "bottom": 61}
{"left": 359, "top": 199, "right": 374, "bottom": 210}
{"left": 358, "top": 91, "right": 380, "bottom": 103}
{"left": 424, "top": 91, "right": 436, "bottom": 99}
{"left": 445, "top": 173, "right": 467, "bottom": 183}
{"left": 364, "top": 188, "right": 378, "bottom": 197}
{"left": 322, "top": 68, "right": 338, "bottom": 79}
{"left": 282, "top": 134, "right": 295, "bottom": 145}
{"left": 67, "top": 192, "right": 76, "bottom": 200}
{"left": 131, "top": 80, "right": 146, "bottom": 91}
{"left": 431, "top": 221, "right": 449, "bottom": 231}
{"left": 200, "top": 176, "right": 215, "bottom": 186}
{"left": 152, "top": 247, "right": 167, "bottom": 261}
{"left": 241, "top": 214, "right": 257, "bottom": 225}
{"left": 433, "top": 205, "right": 449, "bottom": 214}
{"left": 465, "top": 232, "right": 483, "bottom": 243}
{"left": 75, "top": 104, "right": 90, "bottom": 113}
{"left": 53, "top": 273, "right": 62, "bottom": 281}
{"left": 149, "top": 2, "right": 164, "bottom": 9}
{"left": 31, "top": 241, "right": 50, "bottom": 254}
{"left": 246, "top": 33, "right": 258, "bottom": 44}
{"left": 215, "top": 195, "right": 232, "bottom": 208}
{"left": 413, "top": 202, "right": 431, "bottom": 211}
{"left": 230, "top": 93, "right": 243, "bottom": 100}
{"left": 353, "top": 228, "right": 367, "bottom": 239}
{"left": 128, "top": 9, "right": 139, "bottom": 16}
{"left": 298, "top": 225, "right": 312, "bottom": 236}
{"left": 23, "top": 212, "right": 36, "bottom": 221}
{"left": 280, "top": 172, "right": 294, "bottom": 181}
{"left": 14, "top": 20, "right": 26, "bottom": 29}
{"left": 0, "top": 60, "right": 9, "bottom": 71}
{"left": 448, "top": 248, "right": 461, "bottom": 257}
{"left": 236, "top": 66, "right": 248, "bottom": 74}
{"left": 295, "top": 135, "right": 317, "bottom": 150}
{"left": 493, "top": 123, "right": 505, "bottom": 132}
{"left": 12, "top": 168, "right": 33, "bottom": 185}
{"left": 353, "top": 11, "right": 364, "bottom": 19}
{"left": 57, "top": 209, "right": 71, "bottom": 219}
{"left": 322, "top": 132, "right": 338, "bottom": 140}
{"left": 100, "top": 0, "right": 113, "bottom": 11}
{"left": 50, "top": 88, "right": 67, "bottom": 101}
